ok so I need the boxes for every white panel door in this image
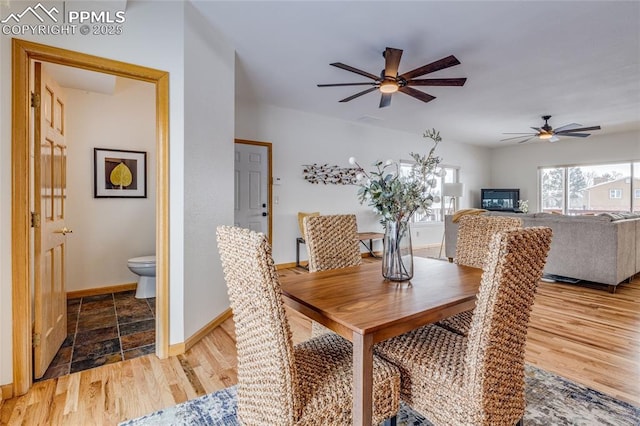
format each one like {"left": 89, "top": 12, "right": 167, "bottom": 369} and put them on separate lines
{"left": 33, "top": 62, "right": 68, "bottom": 379}
{"left": 234, "top": 143, "right": 269, "bottom": 238}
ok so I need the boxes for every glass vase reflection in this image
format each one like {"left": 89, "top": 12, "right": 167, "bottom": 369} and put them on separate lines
{"left": 382, "top": 220, "right": 413, "bottom": 281}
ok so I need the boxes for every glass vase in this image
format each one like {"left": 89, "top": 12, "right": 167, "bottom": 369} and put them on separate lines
{"left": 382, "top": 220, "right": 413, "bottom": 281}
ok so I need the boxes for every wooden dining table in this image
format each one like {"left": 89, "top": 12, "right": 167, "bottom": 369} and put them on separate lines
{"left": 279, "top": 257, "right": 483, "bottom": 426}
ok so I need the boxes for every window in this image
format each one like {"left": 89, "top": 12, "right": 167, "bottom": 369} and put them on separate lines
{"left": 400, "top": 163, "right": 459, "bottom": 223}
{"left": 540, "top": 167, "right": 564, "bottom": 213}
{"left": 540, "top": 161, "right": 637, "bottom": 214}
{"left": 635, "top": 189, "right": 640, "bottom": 199}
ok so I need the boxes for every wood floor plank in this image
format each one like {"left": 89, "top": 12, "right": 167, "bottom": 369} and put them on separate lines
{"left": 1, "top": 259, "right": 638, "bottom": 424}
{"left": 23, "top": 380, "right": 55, "bottom": 425}
{"left": 526, "top": 279, "right": 640, "bottom": 405}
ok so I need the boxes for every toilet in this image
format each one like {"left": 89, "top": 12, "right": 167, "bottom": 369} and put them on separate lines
{"left": 127, "top": 255, "right": 156, "bottom": 299}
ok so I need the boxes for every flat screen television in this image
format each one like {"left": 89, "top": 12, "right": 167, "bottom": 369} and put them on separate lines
{"left": 481, "top": 188, "right": 520, "bottom": 211}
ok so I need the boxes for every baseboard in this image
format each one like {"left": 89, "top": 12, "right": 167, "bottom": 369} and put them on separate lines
{"left": 275, "top": 253, "right": 377, "bottom": 270}
{"left": 66, "top": 282, "right": 137, "bottom": 299}
{"left": 168, "top": 342, "right": 185, "bottom": 357}
{"left": 1, "top": 383, "right": 13, "bottom": 400}
{"left": 413, "top": 243, "right": 442, "bottom": 249}
{"left": 362, "top": 252, "right": 381, "bottom": 258}
{"left": 275, "top": 244, "right": 442, "bottom": 270}
{"left": 276, "top": 261, "right": 300, "bottom": 270}
{"left": 167, "top": 308, "right": 234, "bottom": 356}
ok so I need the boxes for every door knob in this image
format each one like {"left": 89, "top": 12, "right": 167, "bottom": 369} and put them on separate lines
{"left": 54, "top": 227, "right": 73, "bottom": 236}
{"left": 262, "top": 212, "right": 268, "bottom": 217}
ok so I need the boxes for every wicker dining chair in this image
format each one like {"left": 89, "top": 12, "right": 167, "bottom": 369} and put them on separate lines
{"left": 376, "top": 227, "right": 552, "bottom": 426}
{"left": 303, "top": 214, "right": 362, "bottom": 273}
{"left": 454, "top": 214, "right": 523, "bottom": 268}
{"left": 438, "top": 214, "right": 523, "bottom": 336}
{"left": 303, "top": 214, "right": 362, "bottom": 338}
{"left": 216, "top": 226, "right": 400, "bottom": 425}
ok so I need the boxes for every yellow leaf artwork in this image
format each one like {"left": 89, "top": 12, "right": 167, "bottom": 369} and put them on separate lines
{"left": 110, "top": 162, "right": 133, "bottom": 188}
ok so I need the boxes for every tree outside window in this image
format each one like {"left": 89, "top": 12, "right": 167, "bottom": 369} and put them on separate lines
{"left": 541, "top": 167, "right": 564, "bottom": 212}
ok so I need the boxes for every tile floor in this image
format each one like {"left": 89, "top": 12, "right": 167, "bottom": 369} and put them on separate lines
{"left": 37, "top": 290, "right": 156, "bottom": 381}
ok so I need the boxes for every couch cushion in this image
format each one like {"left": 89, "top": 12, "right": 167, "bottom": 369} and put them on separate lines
{"left": 599, "top": 212, "right": 640, "bottom": 221}
{"left": 532, "top": 212, "right": 612, "bottom": 223}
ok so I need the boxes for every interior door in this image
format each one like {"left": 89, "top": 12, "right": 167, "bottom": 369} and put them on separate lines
{"left": 234, "top": 142, "right": 271, "bottom": 239}
{"left": 33, "top": 62, "right": 68, "bottom": 379}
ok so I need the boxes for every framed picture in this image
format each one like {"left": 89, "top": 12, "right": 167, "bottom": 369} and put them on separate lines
{"left": 94, "top": 148, "right": 147, "bottom": 198}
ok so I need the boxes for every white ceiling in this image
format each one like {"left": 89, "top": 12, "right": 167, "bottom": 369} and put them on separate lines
{"left": 191, "top": 0, "right": 640, "bottom": 147}
{"left": 44, "top": 63, "right": 117, "bottom": 95}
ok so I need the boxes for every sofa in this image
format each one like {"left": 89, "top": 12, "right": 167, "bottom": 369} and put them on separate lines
{"left": 444, "top": 211, "right": 640, "bottom": 292}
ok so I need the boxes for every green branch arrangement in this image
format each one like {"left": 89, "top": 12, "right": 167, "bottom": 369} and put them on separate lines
{"left": 350, "top": 129, "right": 443, "bottom": 225}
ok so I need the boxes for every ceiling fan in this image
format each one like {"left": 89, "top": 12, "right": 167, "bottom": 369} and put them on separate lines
{"left": 501, "top": 115, "right": 602, "bottom": 143}
{"left": 317, "top": 47, "right": 466, "bottom": 108}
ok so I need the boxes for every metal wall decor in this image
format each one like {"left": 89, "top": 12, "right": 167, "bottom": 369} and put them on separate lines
{"left": 302, "top": 163, "right": 362, "bottom": 185}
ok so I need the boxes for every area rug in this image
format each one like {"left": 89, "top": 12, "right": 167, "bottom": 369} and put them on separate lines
{"left": 120, "top": 365, "right": 640, "bottom": 426}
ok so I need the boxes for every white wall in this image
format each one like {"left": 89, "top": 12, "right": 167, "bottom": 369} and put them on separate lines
{"left": 0, "top": 0, "right": 188, "bottom": 386}
{"left": 182, "top": 3, "right": 234, "bottom": 339}
{"left": 66, "top": 78, "right": 156, "bottom": 291}
{"left": 236, "top": 103, "right": 492, "bottom": 264}
{"left": 490, "top": 131, "right": 640, "bottom": 212}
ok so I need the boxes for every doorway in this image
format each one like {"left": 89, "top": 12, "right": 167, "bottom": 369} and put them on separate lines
{"left": 32, "top": 63, "right": 158, "bottom": 380}
{"left": 11, "top": 39, "right": 170, "bottom": 396}
{"left": 234, "top": 139, "right": 273, "bottom": 242}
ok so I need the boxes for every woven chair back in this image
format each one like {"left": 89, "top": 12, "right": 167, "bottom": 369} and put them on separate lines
{"left": 297, "top": 211, "right": 319, "bottom": 239}
{"left": 303, "top": 214, "right": 362, "bottom": 272}
{"left": 216, "top": 226, "right": 299, "bottom": 424}
{"left": 455, "top": 215, "right": 523, "bottom": 268}
{"left": 464, "top": 227, "right": 552, "bottom": 424}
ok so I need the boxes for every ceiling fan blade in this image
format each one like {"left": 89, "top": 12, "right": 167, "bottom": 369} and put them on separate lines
{"left": 500, "top": 134, "right": 537, "bottom": 141}
{"left": 338, "top": 87, "right": 378, "bottom": 103}
{"left": 557, "top": 133, "right": 591, "bottom": 138}
{"left": 517, "top": 137, "right": 536, "bottom": 144}
{"left": 317, "top": 82, "right": 377, "bottom": 87}
{"left": 383, "top": 47, "right": 403, "bottom": 78}
{"left": 398, "top": 86, "right": 436, "bottom": 103}
{"left": 407, "top": 78, "right": 467, "bottom": 86}
{"left": 399, "top": 55, "right": 461, "bottom": 81}
{"left": 379, "top": 93, "right": 392, "bottom": 108}
{"left": 553, "top": 122, "right": 582, "bottom": 132}
{"left": 330, "top": 63, "right": 378, "bottom": 80}
{"left": 530, "top": 127, "right": 542, "bottom": 132}
{"left": 556, "top": 125, "right": 601, "bottom": 134}
{"left": 549, "top": 136, "right": 560, "bottom": 143}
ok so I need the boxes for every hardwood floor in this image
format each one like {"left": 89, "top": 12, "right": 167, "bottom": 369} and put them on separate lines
{"left": 1, "top": 256, "right": 638, "bottom": 425}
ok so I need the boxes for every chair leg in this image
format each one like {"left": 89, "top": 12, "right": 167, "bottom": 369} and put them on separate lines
{"left": 515, "top": 417, "right": 524, "bottom": 426}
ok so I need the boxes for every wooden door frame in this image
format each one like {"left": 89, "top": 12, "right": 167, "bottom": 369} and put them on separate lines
{"left": 234, "top": 139, "right": 273, "bottom": 243}
{"left": 11, "top": 38, "right": 170, "bottom": 395}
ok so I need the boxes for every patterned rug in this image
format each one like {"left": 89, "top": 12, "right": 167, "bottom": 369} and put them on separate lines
{"left": 121, "top": 365, "right": 640, "bottom": 426}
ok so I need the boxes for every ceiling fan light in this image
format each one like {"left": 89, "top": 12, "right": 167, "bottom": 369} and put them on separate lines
{"left": 379, "top": 80, "right": 399, "bottom": 94}
{"left": 538, "top": 132, "right": 553, "bottom": 140}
